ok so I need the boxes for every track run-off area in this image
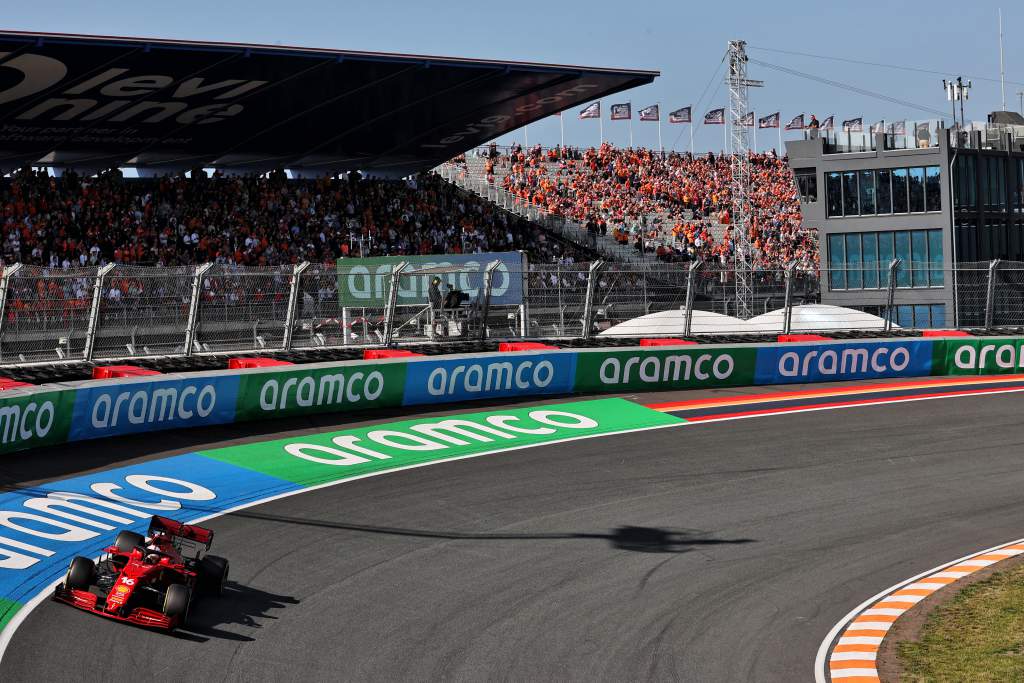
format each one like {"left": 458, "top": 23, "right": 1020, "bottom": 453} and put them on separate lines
{"left": 2, "top": 376, "right": 1024, "bottom": 681}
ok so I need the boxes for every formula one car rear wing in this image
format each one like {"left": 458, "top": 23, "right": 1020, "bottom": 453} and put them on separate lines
{"left": 148, "top": 515, "right": 214, "bottom": 549}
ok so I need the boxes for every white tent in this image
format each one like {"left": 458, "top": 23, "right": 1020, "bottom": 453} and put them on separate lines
{"left": 745, "top": 304, "right": 894, "bottom": 333}
{"left": 599, "top": 309, "right": 749, "bottom": 337}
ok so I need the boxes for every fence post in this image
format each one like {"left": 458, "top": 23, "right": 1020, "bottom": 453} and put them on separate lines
{"left": 282, "top": 261, "right": 310, "bottom": 351}
{"left": 479, "top": 260, "right": 501, "bottom": 341}
{"left": 985, "top": 258, "right": 1002, "bottom": 330}
{"left": 884, "top": 259, "right": 901, "bottom": 332}
{"left": 683, "top": 260, "right": 702, "bottom": 337}
{"left": 0, "top": 263, "right": 22, "bottom": 353}
{"left": 83, "top": 263, "right": 117, "bottom": 361}
{"left": 782, "top": 263, "right": 796, "bottom": 335}
{"left": 381, "top": 262, "right": 409, "bottom": 346}
{"left": 581, "top": 260, "right": 605, "bottom": 340}
{"left": 184, "top": 263, "right": 214, "bottom": 357}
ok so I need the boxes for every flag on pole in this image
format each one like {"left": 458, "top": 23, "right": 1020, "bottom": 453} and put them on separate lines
{"left": 758, "top": 112, "right": 780, "bottom": 128}
{"left": 870, "top": 120, "right": 885, "bottom": 134}
{"left": 887, "top": 120, "right": 906, "bottom": 135}
{"left": 740, "top": 111, "right": 755, "bottom": 127}
{"left": 610, "top": 103, "right": 631, "bottom": 120}
{"left": 668, "top": 106, "right": 691, "bottom": 123}
{"left": 819, "top": 115, "right": 835, "bottom": 130}
{"left": 578, "top": 102, "right": 600, "bottom": 119}
{"left": 842, "top": 117, "right": 863, "bottom": 132}
{"left": 638, "top": 104, "right": 660, "bottom": 121}
{"left": 704, "top": 108, "right": 725, "bottom": 124}
{"left": 784, "top": 114, "right": 805, "bottom": 130}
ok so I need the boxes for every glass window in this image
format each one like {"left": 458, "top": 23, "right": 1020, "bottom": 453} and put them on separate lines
{"left": 897, "top": 305, "right": 913, "bottom": 328}
{"left": 931, "top": 304, "right": 946, "bottom": 328}
{"left": 846, "top": 233, "right": 863, "bottom": 288}
{"left": 859, "top": 170, "right": 876, "bottom": 214}
{"left": 911, "top": 230, "right": 928, "bottom": 286}
{"left": 842, "top": 171, "right": 859, "bottom": 216}
{"left": 826, "top": 172, "right": 842, "bottom": 217}
{"left": 928, "top": 229, "right": 944, "bottom": 286}
{"left": 892, "top": 168, "right": 909, "bottom": 213}
{"left": 878, "top": 231, "right": 894, "bottom": 287}
{"left": 876, "top": 169, "right": 892, "bottom": 214}
{"left": 909, "top": 167, "right": 926, "bottom": 212}
{"left": 862, "top": 232, "right": 879, "bottom": 288}
{"left": 925, "top": 166, "right": 941, "bottom": 211}
{"left": 895, "top": 231, "right": 911, "bottom": 286}
{"left": 795, "top": 168, "right": 817, "bottom": 202}
{"left": 828, "top": 233, "right": 845, "bottom": 289}
{"left": 1017, "top": 159, "right": 1024, "bottom": 213}
{"left": 914, "top": 305, "right": 931, "bottom": 328}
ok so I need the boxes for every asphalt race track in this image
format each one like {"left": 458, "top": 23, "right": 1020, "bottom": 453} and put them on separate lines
{"left": 4, "top": 384, "right": 1024, "bottom": 682}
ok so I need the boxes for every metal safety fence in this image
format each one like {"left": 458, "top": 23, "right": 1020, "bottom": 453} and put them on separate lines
{"left": 0, "top": 259, "right": 1022, "bottom": 366}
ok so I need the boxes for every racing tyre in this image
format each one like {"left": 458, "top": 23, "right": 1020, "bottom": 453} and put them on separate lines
{"left": 199, "top": 555, "right": 229, "bottom": 596}
{"left": 114, "top": 530, "right": 145, "bottom": 553}
{"left": 65, "top": 556, "right": 95, "bottom": 590}
{"left": 163, "top": 583, "right": 190, "bottom": 622}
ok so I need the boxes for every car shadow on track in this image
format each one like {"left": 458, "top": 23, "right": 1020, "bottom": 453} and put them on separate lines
{"left": 228, "top": 510, "right": 754, "bottom": 554}
{"left": 172, "top": 580, "right": 300, "bottom": 643}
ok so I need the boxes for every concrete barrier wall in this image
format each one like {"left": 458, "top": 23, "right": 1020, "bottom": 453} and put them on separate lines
{"left": 0, "top": 336, "right": 1010, "bottom": 457}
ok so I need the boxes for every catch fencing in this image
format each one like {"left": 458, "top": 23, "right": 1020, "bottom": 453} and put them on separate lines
{"left": 0, "top": 259, "right": 1022, "bottom": 365}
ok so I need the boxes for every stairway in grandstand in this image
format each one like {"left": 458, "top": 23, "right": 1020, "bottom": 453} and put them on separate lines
{"left": 446, "top": 153, "right": 731, "bottom": 264}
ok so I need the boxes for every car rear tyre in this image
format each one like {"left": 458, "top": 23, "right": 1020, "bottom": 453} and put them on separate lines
{"left": 163, "top": 583, "right": 190, "bottom": 622}
{"left": 114, "top": 530, "right": 145, "bottom": 553}
{"left": 199, "top": 555, "right": 229, "bottom": 595}
{"left": 65, "top": 556, "right": 95, "bottom": 590}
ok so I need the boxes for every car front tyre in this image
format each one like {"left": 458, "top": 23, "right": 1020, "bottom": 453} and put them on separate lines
{"left": 65, "top": 556, "right": 95, "bottom": 590}
{"left": 163, "top": 583, "right": 191, "bottom": 624}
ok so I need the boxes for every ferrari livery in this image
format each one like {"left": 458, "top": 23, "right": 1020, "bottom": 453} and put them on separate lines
{"left": 53, "top": 515, "right": 229, "bottom": 631}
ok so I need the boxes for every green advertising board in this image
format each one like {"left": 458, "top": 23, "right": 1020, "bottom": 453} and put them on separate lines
{"left": 573, "top": 346, "right": 758, "bottom": 393}
{"left": 204, "top": 398, "right": 685, "bottom": 488}
{"left": 0, "top": 388, "right": 76, "bottom": 456}
{"left": 932, "top": 337, "right": 1024, "bottom": 376}
{"left": 234, "top": 361, "right": 408, "bottom": 421}
{"left": 336, "top": 252, "right": 524, "bottom": 307}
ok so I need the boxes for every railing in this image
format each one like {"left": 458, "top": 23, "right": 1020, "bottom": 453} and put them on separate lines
{"left": 0, "top": 258, "right": 1021, "bottom": 366}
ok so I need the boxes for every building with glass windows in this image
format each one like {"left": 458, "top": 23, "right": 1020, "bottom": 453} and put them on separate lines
{"left": 786, "top": 116, "right": 1024, "bottom": 328}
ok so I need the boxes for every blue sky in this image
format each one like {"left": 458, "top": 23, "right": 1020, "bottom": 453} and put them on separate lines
{"left": 6, "top": 1, "right": 1022, "bottom": 153}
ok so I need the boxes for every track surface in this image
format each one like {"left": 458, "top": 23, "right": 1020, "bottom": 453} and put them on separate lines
{"left": 5, "top": 384, "right": 1024, "bottom": 681}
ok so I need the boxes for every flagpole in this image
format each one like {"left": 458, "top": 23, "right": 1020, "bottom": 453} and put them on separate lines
{"left": 753, "top": 115, "right": 757, "bottom": 153}
{"left": 657, "top": 107, "right": 663, "bottom": 154}
{"left": 559, "top": 114, "right": 564, "bottom": 150}
{"left": 628, "top": 114, "right": 633, "bottom": 148}
{"left": 524, "top": 123, "right": 529, "bottom": 149}
{"left": 777, "top": 123, "right": 781, "bottom": 155}
{"left": 689, "top": 121, "right": 694, "bottom": 156}
{"left": 599, "top": 107, "right": 603, "bottom": 146}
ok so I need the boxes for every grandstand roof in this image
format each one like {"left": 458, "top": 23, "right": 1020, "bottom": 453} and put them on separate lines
{"left": 0, "top": 31, "right": 658, "bottom": 175}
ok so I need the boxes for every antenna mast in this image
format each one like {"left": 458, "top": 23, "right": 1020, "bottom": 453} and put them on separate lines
{"left": 726, "top": 39, "right": 763, "bottom": 320}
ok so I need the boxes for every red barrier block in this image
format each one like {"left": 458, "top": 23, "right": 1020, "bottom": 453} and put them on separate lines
{"left": 497, "top": 342, "right": 559, "bottom": 352}
{"left": 228, "top": 357, "right": 296, "bottom": 369}
{"left": 922, "top": 330, "right": 971, "bottom": 337}
{"left": 0, "top": 378, "right": 32, "bottom": 390}
{"left": 639, "top": 338, "right": 698, "bottom": 347}
{"left": 92, "top": 365, "right": 162, "bottom": 380}
{"left": 777, "top": 334, "right": 830, "bottom": 343}
{"left": 363, "top": 349, "right": 424, "bottom": 360}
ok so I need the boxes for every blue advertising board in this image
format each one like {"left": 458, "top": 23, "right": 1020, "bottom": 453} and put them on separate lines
{"left": 754, "top": 340, "right": 933, "bottom": 385}
{"left": 402, "top": 352, "right": 577, "bottom": 405}
{"left": 69, "top": 375, "right": 241, "bottom": 441}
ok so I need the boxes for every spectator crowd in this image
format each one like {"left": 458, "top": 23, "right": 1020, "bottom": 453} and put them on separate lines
{"left": 496, "top": 143, "right": 817, "bottom": 270}
{"left": 0, "top": 167, "right": 595, "bottom": 270}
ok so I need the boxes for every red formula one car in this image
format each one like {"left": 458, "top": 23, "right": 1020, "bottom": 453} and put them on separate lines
{"left": 54, "top": 515, "right": 229, "bottom": 631}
